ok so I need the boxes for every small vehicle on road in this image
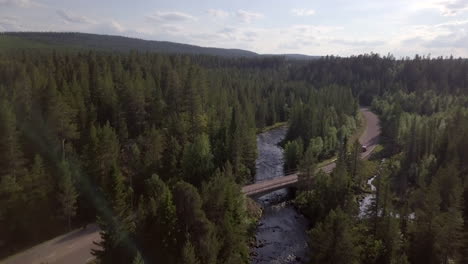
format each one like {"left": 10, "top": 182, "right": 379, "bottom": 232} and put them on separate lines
{"left": 361, "top": 145, "right": 367, "bottom": 152}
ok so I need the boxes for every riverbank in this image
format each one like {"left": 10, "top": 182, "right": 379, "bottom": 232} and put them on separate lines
{"left": 256, "top": 122, "right": 287, "bottom": 134}
{"left": 249, "top": 108, "right": 381, "bottom": 263}
{"left": 251, "top": 125, "right": 310, "bottom": 264}
{"left": 251, "top": 201, "right": 310, "bottom": 264}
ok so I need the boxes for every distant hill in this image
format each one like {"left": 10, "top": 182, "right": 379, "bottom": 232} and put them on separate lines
{"left": 0, "top": 32, "right": 320, "bottom": 59}
{"left": 0, "top": 32, "right": 258, "bottom": 57}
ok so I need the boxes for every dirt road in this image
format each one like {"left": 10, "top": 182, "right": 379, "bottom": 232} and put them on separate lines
{"left": 242, "top": 107, "right": 381, "bottom": 196}
{"left": 2, "top": 225, "right": 101, "bottom": 264}
{"left": 3, "top": 108, "right": 380, "bottom": 264}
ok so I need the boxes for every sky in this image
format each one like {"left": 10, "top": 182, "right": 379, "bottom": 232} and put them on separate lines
{"left": 1, "top": 0, "right": 468, "bottom": 57}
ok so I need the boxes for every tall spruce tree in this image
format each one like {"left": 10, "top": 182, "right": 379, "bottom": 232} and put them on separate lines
{"left": 57, "top": 160, "right": 78, "bottom": 230}
{"left": 93, "top": 164, "right": 135, "bottom": 264}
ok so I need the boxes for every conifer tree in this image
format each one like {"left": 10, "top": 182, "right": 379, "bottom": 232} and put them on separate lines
{"left": 0, "top": 99, "right": 24, "bottom": 178}
{"left": 136, "top": 174, "right": 177, "bottom": 263}
{"left": 182, "top": 238, "right": 200, "bottom": 264}
{"left": 309, "top": 208, "right": 361, "bottom": 264}
{"left": 57, "top": 160, "right": 78, "bottom": 230}
{"left": 173, "top": 181, "right": 218, "bottom": 264}
{"left": 182, "top": 133, "right": 214, "bottom": 186}
{"left": 93, "top": 164, "right": 135, "bottom": 264}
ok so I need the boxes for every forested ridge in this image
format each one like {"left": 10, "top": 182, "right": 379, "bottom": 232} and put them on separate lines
{"left": 1, "top": 47, "right": 468, "bottom": 264}
{"left": 0, "top": 32, "right": 319, "bottom": 60}
{"left": 0, "top": 32, "right": 258, "bottom": 57}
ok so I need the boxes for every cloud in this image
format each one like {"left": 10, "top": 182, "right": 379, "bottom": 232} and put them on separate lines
{"left": 0, "top": 0, "right": 34, "bottom": 8}
{"left": 279, "top": 38, "right": 317, "bottom": 50}
{"left": 218, "top": 27, "right": 236, "bottom": 34}
{"left": 394, "top": 19, "right": 468, "bottom": 57}
{"left": 331, "top": 39, "right": 386, "bottom": 46}
{"left": 415, "top": 20, "right": 468, "bottom": 48}
{"left": 207, "top": 9, "right": 229, "bottom": 18}
{"left": 160, "top": 24, "right": 184, "bottom": 34}
{"left": 0, "top": 16, "right": 23, "bottom": 30}
{"left": 101, "top": 20, "right": 125, "bottom": 34}
{"left": 441, "top": 0, "right": 468, "bottom": 16}
{"left": 147, "top": 11, "right": 196, "bottom": 23}
{"left": 291, "top": 8, "right": 316, "bottom": 16}
{"left": 426, "top": 33, "right": 468, "bottom": 48}
{"left": 190, "top": 33, "right": 221, "bottom": 41}
{"left": 285, "top": 24, "right": 343, "bottom": 36}
{"left": 236, "top": 9, "right": 264, "bottom": 23}
{"left": 189, "top": 24, "right": 344, "bottom": 54}
{"left": 56, "top": 10, "right": 94, "bottom": 24}
{"left": 411, "top": 0, "right": 468, "bottom": 16}
{"left": 217, "top": 27, "right": 238, "bottom": 39}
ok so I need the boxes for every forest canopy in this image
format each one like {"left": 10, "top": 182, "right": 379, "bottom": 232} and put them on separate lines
{"left": 1, "top": 48, "right": 468, "bottom": 264}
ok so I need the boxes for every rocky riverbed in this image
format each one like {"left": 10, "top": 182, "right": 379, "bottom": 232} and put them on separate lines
{"left": 251, "top": 127, "right": 310, "bottom": 264}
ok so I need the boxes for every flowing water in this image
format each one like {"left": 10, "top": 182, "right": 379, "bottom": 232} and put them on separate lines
{"left": 359, "top": 176, "right": 377, "bottom": 218}
{"left": 251, "top": 127, "right": 310, "bottom": 264}
{"left": 251, "top": 126, "right": 377, "bottom": 263}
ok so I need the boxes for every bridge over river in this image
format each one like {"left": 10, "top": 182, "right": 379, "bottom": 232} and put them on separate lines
{"left": 241, "top": 107, "right": 380, "bottom": 197}
{"left": 2, "top": 108, "right": 379, "bottom": 264}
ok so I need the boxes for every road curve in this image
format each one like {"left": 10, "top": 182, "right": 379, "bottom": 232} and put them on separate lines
{"left": 2, "top": 108, "right": 380, "bottom": 264}
{"left": 242, "top": 107, "right": 380, "bottom": 196}
{"left": 2, "top": 224, "right": 101, "bottom": 264}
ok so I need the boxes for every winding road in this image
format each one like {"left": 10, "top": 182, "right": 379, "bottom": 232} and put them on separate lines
{"left": 2, "top": 225, "right": 101, "bottom": 264}
{"left": 2, "top": 108, "right": 380, "bottom": 264}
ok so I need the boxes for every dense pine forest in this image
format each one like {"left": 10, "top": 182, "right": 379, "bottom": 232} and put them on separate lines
{"left": 293, "top": 55, "right": 468, "bottom": 264}
{"left": 1, "top": 47, "right": 468, "bottom": 264}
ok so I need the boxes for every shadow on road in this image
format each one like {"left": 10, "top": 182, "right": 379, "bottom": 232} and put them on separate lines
{"left": 54, "top": 224, "right": 99, "bottom": 245}
{"left": 368, "top": 135, "right": 379, "bottom": 146}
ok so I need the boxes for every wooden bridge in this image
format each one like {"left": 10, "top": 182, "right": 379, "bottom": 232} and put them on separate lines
{"left": 241, "top": 107, "right": 380, "bottom": 197}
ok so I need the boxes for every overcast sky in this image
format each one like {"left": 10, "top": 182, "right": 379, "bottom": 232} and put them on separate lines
{"left": 1, "top": 0, "right": 468, "bottom": 57}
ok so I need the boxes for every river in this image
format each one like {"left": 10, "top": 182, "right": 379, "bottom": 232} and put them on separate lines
{"left": 250, "top": 108, "right": 381, "bottom": 263}
{"left": 251, "top": 127, "right": 310, "bottom": 264}
{"left": 359, "top": 176, "right": 377, "bottom": 218}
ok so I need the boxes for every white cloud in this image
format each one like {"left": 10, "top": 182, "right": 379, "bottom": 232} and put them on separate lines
{"left": 331, "top": 39, "right": 386, "bottom": 46}
{"left": 422, "top": 20, "right": 468, "bottom": 48}
{"left": 146, "top": 11, "right": 196, "bottom": 23}
{"left": 440, "top": 0, "right": 468, "bottom": 16}
{"left": 160, "top": 24, "right": 184, "bottom": 34}
{"left": 0, "top": 0, "right": 34, "bottom": 8}
{"left": 392, "top": 19, "right": 468, "bottom": 56}
{"left": 185, "top": 24, "right": 346, "bottom": 54}
{"left": 0, "top": 16, "right": 23, "bottom": 30}
{"left": 56, "top": 10, "right": 94, "bottom": 24}
{"left": 103, "top": 20, "right": 125, "bottom": 33}
{"left": 397, "top": 20, "right": 468, "bottom": 43}
{"left": 207, "top": 9, "right": 229, "bottom": 18}
{"left": 410, "top": 0, "right": 468, "bottom": 16}
{"left": 291, "top": 8, "right": 316, "bottom": 16}
{"left": 236, "top": 9, "right": 264, "bottom": 23}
